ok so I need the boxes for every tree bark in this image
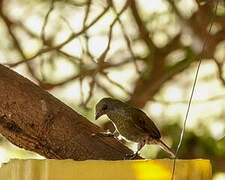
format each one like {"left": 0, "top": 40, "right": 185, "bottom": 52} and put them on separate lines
{"left": 0, "top": 64, "right": 136, "bottom": 160}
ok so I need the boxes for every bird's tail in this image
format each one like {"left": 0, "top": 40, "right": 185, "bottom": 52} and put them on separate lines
{"left": 157, "top": 139, "right": 175, "bottom": 158}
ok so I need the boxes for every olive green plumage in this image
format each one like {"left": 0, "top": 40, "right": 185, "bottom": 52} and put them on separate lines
{"left": 95, "top": 97, "right": 175, "bottom": 158}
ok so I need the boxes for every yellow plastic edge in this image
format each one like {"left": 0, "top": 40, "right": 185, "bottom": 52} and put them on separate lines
{"left": 0, "top": 159, "right": 212, "bottom": 180}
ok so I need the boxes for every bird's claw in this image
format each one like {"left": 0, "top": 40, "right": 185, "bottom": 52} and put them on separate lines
{"left": 170, "top": 154, "right": 176, "bottom": 159}
{"left": 124, "top": 153, "right": 139, "bottom": 160}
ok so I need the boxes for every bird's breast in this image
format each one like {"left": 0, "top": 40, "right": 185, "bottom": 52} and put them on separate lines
{"left": 107, "top": 111, "right": 147, "bottom": 143}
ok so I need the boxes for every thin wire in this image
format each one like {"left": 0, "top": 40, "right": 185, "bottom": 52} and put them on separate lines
{"left": 170, "top": 1, "right": 219, "bottom": 179}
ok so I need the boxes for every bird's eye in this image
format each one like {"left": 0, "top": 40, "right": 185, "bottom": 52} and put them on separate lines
{"left": 102, "top": 104, "right": 108, "bottom": 111}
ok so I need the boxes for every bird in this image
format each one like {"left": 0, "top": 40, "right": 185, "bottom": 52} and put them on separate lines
{"left": 95, "top": 97, "right": 175, "bottom": 159}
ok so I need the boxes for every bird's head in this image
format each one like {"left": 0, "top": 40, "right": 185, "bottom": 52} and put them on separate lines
{"left": 95, "top": 97, "right": 117, "bottom": 120}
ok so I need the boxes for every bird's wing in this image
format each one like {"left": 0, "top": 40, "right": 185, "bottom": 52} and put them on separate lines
{"left": 132, "top": 108, "right": 161, "bottom": 139}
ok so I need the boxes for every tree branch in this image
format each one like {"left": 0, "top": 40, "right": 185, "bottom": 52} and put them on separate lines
{"left": 0, "top": 64, "right": 137, "bottom": 160}
{"left": 5, "top": 4, "right": 110, "bottom": 67}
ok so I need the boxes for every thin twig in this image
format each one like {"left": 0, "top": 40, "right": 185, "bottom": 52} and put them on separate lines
{"left": 120, "top": 23, "right": 141, "bottom": 74}
{"left": 41, "top": 0, "right": 55, "bottom": 43}
{"left": 214, "top": 59, "right": 225, "bottom": 85}
{"left": 57, "top": 50, "right": 81, "bottom": 64}
{"left": 79, "top": 76, "right": 85, "bottom": 105}
{"left": 97, "top": 0, "right": 130, "bottom": 67}
{"left": 129, "top": 0, "right": 155, "bottom": 49}
{"left": 40, "top": 56, "right": 46, "bottom": 81}
{"left": 0, "top": 2, "right": 41, "bottom": 82}
{"left": 83, "top": 0, "right": 92, "bottom": 27}
{"left": 41, "top": 68, "right": 95, "bottom": 88}
{"left": 101, "top": 72, "right": 131, "bottom": 96}
{"left": 79, "top": 42, "right": 85, "bottom": 105}
{"left": 95, "top": 80, "right": 115, "bottom": 97}
{"left": 111, "top": 2, "right": 141, "bottom": 74}
{"left": 5, "top": 5, "right": 110, "bottom": 67}
{"left": 83, "top": 78, "right": 96, "bottom": 106}
{"left": 61, "top": 16, "right": 74, "bottom": 33}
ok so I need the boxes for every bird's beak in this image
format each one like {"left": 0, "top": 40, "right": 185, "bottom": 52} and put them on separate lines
{"left": 95, "top": 112, "right": 101, "bottom": 120}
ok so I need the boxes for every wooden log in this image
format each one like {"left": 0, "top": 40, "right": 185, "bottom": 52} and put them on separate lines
{"left": 0, "top": 64, "right": 134, "bottom": 160}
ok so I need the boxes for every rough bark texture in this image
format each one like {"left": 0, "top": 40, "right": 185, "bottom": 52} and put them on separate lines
{"left": 0, "top": 64, "right": 137, "bottom": 160}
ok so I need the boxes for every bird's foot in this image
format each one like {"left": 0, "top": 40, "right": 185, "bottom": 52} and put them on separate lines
{"left": 170, "top": 154, "right": 176, "bottom": 159}
{"left": 124, "top": 153, "right": 139, "bottom": 160}
{"left": 91, "top": 129, "right": 114, "bottom": 137}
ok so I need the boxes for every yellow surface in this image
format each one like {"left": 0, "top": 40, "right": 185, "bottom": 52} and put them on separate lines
{"left": 0, "top": 159, "right": 211, "bottom": 180}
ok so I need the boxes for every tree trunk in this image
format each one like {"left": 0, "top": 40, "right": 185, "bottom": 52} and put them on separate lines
{"left": 0, "top": 64, "right": 136, "bottom": 160}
